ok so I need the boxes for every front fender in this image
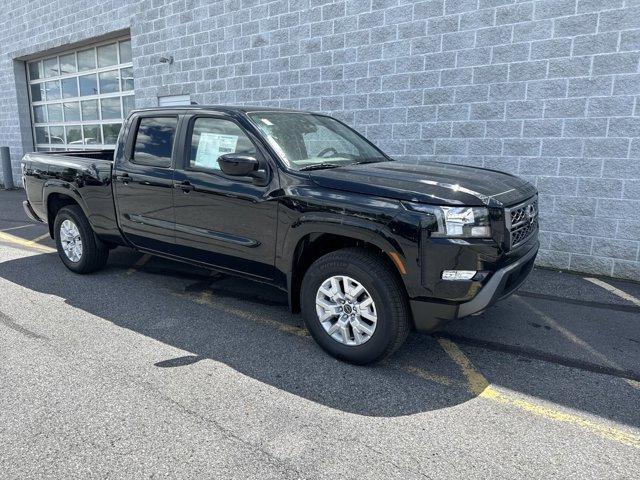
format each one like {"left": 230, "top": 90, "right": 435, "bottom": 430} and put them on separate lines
{"left": 280, "top": 213, "right": 405, "bottom": 265}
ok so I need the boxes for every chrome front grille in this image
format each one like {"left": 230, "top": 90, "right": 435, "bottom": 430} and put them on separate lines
{"left": 506, "top": 197, "right": 538, "bottom": 249}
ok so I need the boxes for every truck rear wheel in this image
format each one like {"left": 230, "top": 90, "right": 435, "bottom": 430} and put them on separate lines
{"left": 300, "top": 247, "right": 410, "bottom": 365}
{"left": 54, "top": 205, "right": 109, "bottom": 274}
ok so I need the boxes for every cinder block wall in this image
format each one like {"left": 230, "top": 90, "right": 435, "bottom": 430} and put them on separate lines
{"left": 1, "top": 0, "right": 639, "bottom": 279}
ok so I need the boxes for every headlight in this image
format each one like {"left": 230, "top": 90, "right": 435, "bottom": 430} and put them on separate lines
{"left": 403, "top": 202, "right": 492, "bottom": 238}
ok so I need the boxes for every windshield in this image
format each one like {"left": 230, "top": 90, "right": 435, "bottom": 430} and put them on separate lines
{"left": 247, "top": 112, "right": 388, "bottom": 170}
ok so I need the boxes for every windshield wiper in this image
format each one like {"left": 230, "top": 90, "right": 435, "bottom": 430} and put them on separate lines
{"left": 351, "top": 158, "right": 388, "bottom": 165}
{"left": 298, "top": 163, "right": 342, "bottom": 171}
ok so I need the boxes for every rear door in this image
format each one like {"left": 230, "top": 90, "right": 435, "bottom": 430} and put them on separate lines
{"left": 113, "top": 113, "right": 179, "bottom": 252}
{"left": 171, "top": 114, "right": 278, "bottom": 280}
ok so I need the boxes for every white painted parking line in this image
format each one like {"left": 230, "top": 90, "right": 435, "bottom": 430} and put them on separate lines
{"left": 584, "top": 277, "right": 640, "bottom": 308}
{"left": 515, "top": 295, "right": 640, "bottom": 391}
{"left": 27, "top": 233, "right": 51, "bottom": 244}
{"left": 0, "top": 224, "right": 37, "bottom": 232}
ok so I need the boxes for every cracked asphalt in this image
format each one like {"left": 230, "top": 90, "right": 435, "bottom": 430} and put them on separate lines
{"left": 1, "top": 189, "right": 639, "bottom": 479}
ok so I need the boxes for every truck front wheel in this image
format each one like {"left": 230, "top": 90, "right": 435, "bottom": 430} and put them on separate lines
{"left": 300, "top": 248, "right": 410, "bottom": 365}
{"left": 54, "top": 205, "right": 109, "bottom": 274}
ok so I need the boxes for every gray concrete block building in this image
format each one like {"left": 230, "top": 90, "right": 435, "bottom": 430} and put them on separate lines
{"left": 1, "top": 0, "right": 639, "bottom": 279}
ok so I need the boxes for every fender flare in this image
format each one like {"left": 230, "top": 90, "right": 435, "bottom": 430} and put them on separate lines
{"left": 43, "top": 181, "right": 92, "bottom": 237}
{"left": 279, "top": 213, "right": 408, "bottom": 311}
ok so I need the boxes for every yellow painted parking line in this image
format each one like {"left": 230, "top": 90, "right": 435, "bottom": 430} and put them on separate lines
{"left": 0, "top": 231, "right": 55, "bottom": 253}
{"left": 175, "top": 286, "right": 640, "bottom": 448}
{"left": 192, "top": 291, "right": 310, "bottom": 338}
{"left": 437, "top": 337, "right": 640, "bottom": 449}
{"left": 515, "top": 295, "right": 640, "bottom": 391}
{"left": 126, "top": 253, "right": 152, "bottom": 275}
{"left": 0, "top": 224, "right": 37, "bottom": 232}
{"left": 396, "top": 363, "right": 464, "bottom": 388}
{"left": 437, "top": 338, "right": 489, "bottom": 395}
{"left": 584, "top": 277, "right": 640, "bottom": 308}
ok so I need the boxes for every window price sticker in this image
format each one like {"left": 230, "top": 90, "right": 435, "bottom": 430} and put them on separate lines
{"left": 194, "top": 132, "right": 238, "bottom": 169}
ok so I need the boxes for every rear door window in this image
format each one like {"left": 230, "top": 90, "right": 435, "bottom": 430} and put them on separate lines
{"left": 132, "top": 116, "right": 178, "bottom": 168}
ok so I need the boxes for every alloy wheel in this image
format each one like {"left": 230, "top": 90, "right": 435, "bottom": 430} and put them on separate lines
{"left": 315, "top": 275, "right": 377, "bottom": 346}
{"left": 59, "top": 219, "right": 83, "bottom": 262}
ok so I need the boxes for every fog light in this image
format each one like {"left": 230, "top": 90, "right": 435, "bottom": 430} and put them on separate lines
{"left": 442, "top": 270, "right": 477, "bottom": 281}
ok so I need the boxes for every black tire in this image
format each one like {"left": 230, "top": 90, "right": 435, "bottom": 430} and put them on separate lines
{"left": 300, "top": 247, "right": 410, "bottom": 365}
{"left": 54, "top": 205, "right": 109, "bottom": 274}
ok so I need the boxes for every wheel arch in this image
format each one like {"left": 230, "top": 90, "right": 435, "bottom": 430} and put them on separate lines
{"left": 44, "top": 185, "right": 88, "bottom": 239}
{"left": 283, "top": 219, "right": 408, "bottom": 313}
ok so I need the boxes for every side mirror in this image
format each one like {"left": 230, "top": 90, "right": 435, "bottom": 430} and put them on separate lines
{"left": 218, "top": 154, "right": 259, "bottom": 176}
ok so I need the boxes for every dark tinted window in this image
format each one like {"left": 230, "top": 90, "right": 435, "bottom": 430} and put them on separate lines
{"left": 132, "top": 117, "right": 178, "bottom": 167}
{"left": 189, "top": 117, "right": 257, "bottom": 171}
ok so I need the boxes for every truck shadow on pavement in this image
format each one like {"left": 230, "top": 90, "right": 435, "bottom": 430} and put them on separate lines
{"left": 1, "top": 249, "right": 639, "bottom": 425}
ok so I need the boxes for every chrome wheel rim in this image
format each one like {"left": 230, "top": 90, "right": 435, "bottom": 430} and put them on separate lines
{"left": 59, "top": 219, "right": 83, "bottom": 262}
{"left": 315, "top": 275, "right": 377, "bottom": 346}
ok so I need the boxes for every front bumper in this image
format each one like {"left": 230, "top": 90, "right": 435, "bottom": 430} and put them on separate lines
{"left": 410, "top": 244, "right": 538, "bottom": 332}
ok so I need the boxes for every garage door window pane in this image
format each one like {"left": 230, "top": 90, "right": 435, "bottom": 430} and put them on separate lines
{"left": 33, "top": 105, "right": 47, "bottom": 123}
{"left": 97, "top": 43, "right": 118, "bottom": 68}
{"left": 65, "top": 125, "right": 82, "bottom": 145}
{"left": 59, "top": 53, "right": 77, "bottom": 75}
{"left": 28, "top": 61, "right": 42, "bottom": 80}
{"left": 77, "top": 49, "right": 95, "bottom": 71}
{"left": 83, "top": 125, "right": 102, "bottom": 145}
{"left": 45, "top": 81, "right": 61, "bottom": 100}
{"left": 43, "top": 57, "right": 59, "bottom": 77}
{"left": 81, "top": 99, "right": 99, "bottom": 120}
{"left": 119, "top": 40, "right": 132, "bottom": 64}
{"left": 63, "top": 102, "right": 81, "bottom": 122}
{"left": 101, "top": 98, "right": 121, "bottom": 119}
{"left": 35, "top": 126, "right": 48, "bottom": 144}
{"left": 103, "top": 123, "right": 121, "bottom": 144}
{"left": 99, "top": 70, "right": 119, "bottom": 94}
{"left": 61, "top": 78, "right": 78, "bottom": 98}
{"left": 30, "top": 83, "right": 44, "bottom": 102}
{"left": 47, "top": 103, "right": 63, "bottom": 122}
{"left": 49, "top": 126, "right": 65, "bottom": 144}
{"left": 79, "top": 74, "right": 98, "bottom": 96}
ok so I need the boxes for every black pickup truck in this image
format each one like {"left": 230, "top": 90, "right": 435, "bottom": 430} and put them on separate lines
{"left": 22, "top": 106, "right": 538, "bottom": 364}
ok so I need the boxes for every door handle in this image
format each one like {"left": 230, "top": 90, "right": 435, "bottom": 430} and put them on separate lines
{"left": 174, "top": 181, "right": 194, "bottom": 193}
{"left": 114, "top": 173, "right": 130, "bottom": 184}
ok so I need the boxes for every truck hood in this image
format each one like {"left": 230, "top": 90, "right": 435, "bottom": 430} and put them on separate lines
{"left": 308, "top": 161, "right": 537, "bottom": 207}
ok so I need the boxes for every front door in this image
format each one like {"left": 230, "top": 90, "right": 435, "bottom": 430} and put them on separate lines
{"left": 113, "top": 115, "right": 179, "bottom": 252}
{"left": 172, "top": 115, "right": 278, "bottom": 280}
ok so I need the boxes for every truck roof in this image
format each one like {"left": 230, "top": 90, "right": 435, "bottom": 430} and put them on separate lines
{"left": 131, "top": 105, "right": 309, "bottom": 115}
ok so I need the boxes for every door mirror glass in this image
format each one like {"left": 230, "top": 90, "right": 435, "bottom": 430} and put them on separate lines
{"left": 218, "top": 154, "right": 259, "bottom": 176}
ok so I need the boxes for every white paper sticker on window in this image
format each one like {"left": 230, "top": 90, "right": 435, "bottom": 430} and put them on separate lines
{"left": 194, "top": 132, "right": 238, "bottom": 169}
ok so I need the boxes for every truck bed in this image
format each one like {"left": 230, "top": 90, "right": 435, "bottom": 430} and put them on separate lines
{"left": 43, "top": 149, "right": 115, "bottom": 161}
{"left": 21, "top": 150, "right": 122, "bottom": 244}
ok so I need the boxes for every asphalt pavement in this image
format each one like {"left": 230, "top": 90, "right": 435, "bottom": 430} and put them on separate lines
{"left": 1, "top": 189, "right": 639, "bottom": 479}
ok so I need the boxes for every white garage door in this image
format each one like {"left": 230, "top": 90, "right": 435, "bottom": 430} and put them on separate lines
{"left": 27, "top": 37, "right": 134, "bottom": 151}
